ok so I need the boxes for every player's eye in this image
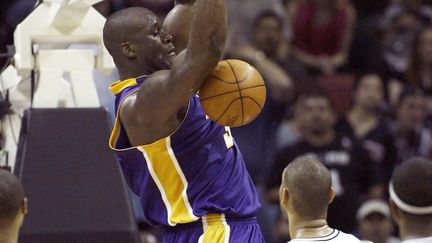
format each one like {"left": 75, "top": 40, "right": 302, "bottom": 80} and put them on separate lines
{"left": 153, "top": 28, "right": 160, "bottom": 36}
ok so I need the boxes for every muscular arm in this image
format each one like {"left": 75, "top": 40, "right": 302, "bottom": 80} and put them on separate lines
{"left": 123, "top": 0, "right": 227, "bottom": 144}
{"left": 163, "top": 1, "right": 195, "bottom": 53}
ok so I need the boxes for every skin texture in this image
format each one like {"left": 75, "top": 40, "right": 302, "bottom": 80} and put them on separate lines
{"left": 279, "top": 156, "right": 335, "bottom": 239}
{"left": 103, "top": 0, "right": 227, "bottom": 145}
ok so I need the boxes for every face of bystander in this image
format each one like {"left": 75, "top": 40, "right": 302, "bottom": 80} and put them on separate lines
{"left": 353, "top": 74, "right": 384, "bottom": 111}
{"left": 359, "top": 213, "right": 394, "bottom": 243}
{"left": 397, "top": 95, "right": 426, "bottom": 132}
{"left": 297, "top": 96, "right": 336, "bottom": 136}
{"left": 253, "top": 16, "right": 283, "bottom": 58}
{"left": 419, "top": 28, "right": 432, "bottom": 65}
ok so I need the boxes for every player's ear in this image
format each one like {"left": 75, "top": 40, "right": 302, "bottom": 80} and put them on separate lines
{"left": 280, "top": 186, "right": 290, "bottom": 206}
{"left": 120, "top": 42, "right": 137, "bottom": 58}
{"left": 21, "top": 197, "right": 28, "bottom": 215}
{"left": 329, "top": 187, "right": 335, "bottom": 204}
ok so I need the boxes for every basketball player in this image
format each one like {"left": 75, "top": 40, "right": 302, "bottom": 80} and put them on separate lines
{"left": 103, "top": 0, "right": 264, "bottom": 242}
{"left": 389, "top": 157, "right": 432, "bottom": 243}
{"left": 0, "top": 170, "right": 27, "bottom": 243}
{"left": 279, "top": 156, "right": 361, "bottom": 242}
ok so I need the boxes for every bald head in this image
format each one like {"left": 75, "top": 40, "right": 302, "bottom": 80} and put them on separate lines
{"left": 391, "top": 157, "right": 432, "bottom": 222}
{"left": 103, "top": 7, "right": 157, "bottom": 56}
{"left": 103, "top": 7, "right": 175, "bottom": 78}
{"left": 0, "top": 170, "right": 24, "bottom": 223}
{"left": 281, "top": 156, "right": 332, "bottom": 219}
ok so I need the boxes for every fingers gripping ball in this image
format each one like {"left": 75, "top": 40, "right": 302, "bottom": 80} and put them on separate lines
{"left": 199, "top": 59, "right": 266, "bottom": 127}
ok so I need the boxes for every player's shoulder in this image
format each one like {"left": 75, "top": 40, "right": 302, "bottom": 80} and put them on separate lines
{"left": 336, "top": 230, "right": 361, "bottom": 242}
{"left": 144, "top": 70, "right": 171, "bottom": 86}
{"left": 288, "top": 229, "right": 361, "bottom": 243}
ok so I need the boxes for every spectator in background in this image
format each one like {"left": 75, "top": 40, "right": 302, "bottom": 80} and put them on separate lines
{"left": 392, "top": 88, "right": 432, "bottom": 162}
{"left": 388, "top": 26, "right": 432, "bottom": 105}
{"left": 357, "top": 199, "right": 400, "bottom": 243}
{"left": 382, "top": 11, "right": 423, "bottom": 86}
{"left": 381, "top": 0, "right": 432, "bottom": 29}
{"left": 228, "top": 10, "right": 303, "bottom": 185}
{"left": 0, "top": 170, "right": 27, "bottom": 243}
{"left": 337, "top": 73, "right": 397, "bottom": 196}
{"left": 401, "top": 27, "right": 432, "bottom": 114}
{"left": 287, "top": 0, "right": 355, "bottom": 75}
{"left": 226, "top": 0, "right": 287, "bottom": 48}
{"left": 232, "top": 10, "right": 294, "bottom": 104}
{"left": 406, "top": 27, "right": 432, "bottom": 96}
{"left": 380, "top": 0, "right": 431, "bottom": 82}
{"left": 279, "top": 156, "right": 362, "bottom": 242}
{"left": 389, "top": 157, "right": 432, "bottom": 243}
{"left": 267, "top": 89, "right": 373, "bottom": 233}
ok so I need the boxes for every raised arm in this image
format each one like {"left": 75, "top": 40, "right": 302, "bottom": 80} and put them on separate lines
{"left": 163, "top": 0, "right": 196, "bottom": 53}
{"left": 130, "top": 0, "right": 227, "bottom": 124}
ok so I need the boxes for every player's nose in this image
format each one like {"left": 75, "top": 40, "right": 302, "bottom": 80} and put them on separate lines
{"left": 161, "top": 29, "right": 172, "bottom": 44}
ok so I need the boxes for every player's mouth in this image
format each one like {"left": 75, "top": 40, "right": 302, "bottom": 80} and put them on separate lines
{"left": 167, "top": 48, "right": 176, "bottom": 57}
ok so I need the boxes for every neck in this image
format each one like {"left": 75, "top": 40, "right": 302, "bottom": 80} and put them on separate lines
{"left": 349, "top": 106, "right": 376, "bottom": 120}
{"left": 400, "top": 221, "right": 432, "bottom": 241}
{"left": 304, "top": 130, "right": 335, "bottom": 147}
{"left": 252, "top": 43, "right": 276, "bottom": 60}
{"left": 117, "top": 61, "right": 151, "bottom": 81}
{"left": 0, "top": 226, "right": 19, "bottom": 243}
{"left": 289, "top": 216, "right": 331, "bottom": 239}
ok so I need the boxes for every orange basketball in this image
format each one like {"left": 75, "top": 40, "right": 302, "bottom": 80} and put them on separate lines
{"left": 199, "top": 59, "right": 266, "bottom": 127}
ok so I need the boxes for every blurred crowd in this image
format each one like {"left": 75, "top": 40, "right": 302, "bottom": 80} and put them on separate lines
{"left": 1, "top": 0, "right": 432, "bottom": 243}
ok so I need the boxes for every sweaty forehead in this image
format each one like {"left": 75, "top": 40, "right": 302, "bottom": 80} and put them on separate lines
{"left": 131, "top": 11, "right": 159, "bottom": 32}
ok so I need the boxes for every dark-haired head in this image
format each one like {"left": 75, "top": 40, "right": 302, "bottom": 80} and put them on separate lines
{"left": 294, "top": 88, "right": 336, "bottom": 136}
{"left": 396, "top": 86, "right": 426, "bottom": 132}
{"left": 280, "top": 156, "right": 333, "bottom": 220}
{"left": 397, "top": 86, "right": 425, "bottom": 105}
{"left": 390, "top": 157, "right": 432, "bottom": 238}
{"left": 0, "top": 170, "right": 26, "bottom": 227}
{"left": 252, "top": 10, "right": 283, "bottom": 31}
{"left": 295, "top": 88, "right": 333, "bottom": 107}
{"left": 251, "top": 10, "right": 284, "bottom": 58}
{"left": 103, "top": 7, "right": 175, "bottom": 79}
{"left": 352, "top": 72, "right": 384, "bottom": 111}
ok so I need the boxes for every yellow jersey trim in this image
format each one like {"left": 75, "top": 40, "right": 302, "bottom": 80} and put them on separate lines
{"left": 137, "top": 138, "right": 198, "bottom": 225}
{"left": 109, "top": 78, "right": 138, "bottom": 95}
{"left": 108, "top": 90, "right": 191, "bottom": 152}
{"left": 198, "top": 214, "right": 230, "bottom": 243}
